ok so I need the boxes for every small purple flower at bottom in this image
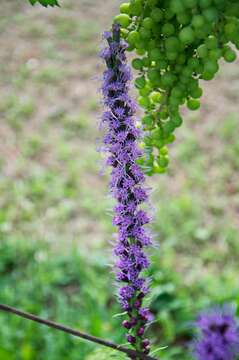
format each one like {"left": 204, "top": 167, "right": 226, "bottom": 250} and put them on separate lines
{"left": 193, "top": 305, "right": 239, "bottom": 360}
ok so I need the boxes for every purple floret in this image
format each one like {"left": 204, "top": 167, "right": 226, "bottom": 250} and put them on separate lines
{"left": 100, "top": 24, "right": 152, "bottom": 352}
{"left": 194, "top": 305, "right": 239, "bottom": 360}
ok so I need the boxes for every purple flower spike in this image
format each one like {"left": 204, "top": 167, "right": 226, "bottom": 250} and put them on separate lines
{"left": 194, "top": 305, "right": 239, "bottom": 360}
{"left": 100, "top": 24, "right": 152, "bottom": 352}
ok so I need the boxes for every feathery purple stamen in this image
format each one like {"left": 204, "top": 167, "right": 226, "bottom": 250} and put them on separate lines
{"left": 194, "top": 306, "right": 239, "bottom": 360}
{"left": 100, "top": 24, "right": 152, "bottom": 353}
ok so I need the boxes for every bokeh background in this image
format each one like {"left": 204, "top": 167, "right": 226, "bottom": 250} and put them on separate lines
{"left": 0, "top": 1, "right": 238, "bottom": 359}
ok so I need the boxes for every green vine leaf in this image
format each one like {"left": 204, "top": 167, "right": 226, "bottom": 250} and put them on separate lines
{"left": 29, "top": 0, "right": 60, "bottom": 7}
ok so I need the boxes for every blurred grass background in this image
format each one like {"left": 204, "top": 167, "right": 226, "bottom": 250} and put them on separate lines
{"left": 0, "top": 1, "right": 238, "bottom": 359}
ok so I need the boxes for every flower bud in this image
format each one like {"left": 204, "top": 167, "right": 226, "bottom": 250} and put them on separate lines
{"left": 141, "top": 339, "right": 150, "bottom": 348}
{"left": 122, "top": 320, "right": 131, "bottom": 329}
{"left": 138, "top": 292, "right": 145, "bottom": 299}
{"left": 137, "top": 327, "right": 145, "bottom": 336}
{"left": 134, "top": 299, "right": 142, "bottom": 309}
{"left": 126, "top": 335, "right": 136, "bottom": 344}
{"left": 130, "top": 317, "right": 138, "bottom": 326}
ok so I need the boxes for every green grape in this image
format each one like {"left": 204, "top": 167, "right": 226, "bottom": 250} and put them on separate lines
{"left": 213, "top": 0, "right": 225, "bottom": 6}
{"left": 203, "top": 7, "right": 219, "bottom": 21}
{"left": 169, "top": 95, "right": 181, "bottom": 107}
{"left": 127, "top": 30, "right": 140, "bottom": 45}
{"left": 135, "top": 76, "right": 146, "bottom": 89}
{"left": 209, "top": 48, "right": 222, "bottom": 60}
{"left": 161, "top": 72, "right": 176, "bottom": 88}
{"left": 157, "top": 59, "right": 168, "bottom": 69}
{"left": 205, "top": 35, "right": 218, "bottom": 50}
{"left": 138, "top": 96, "right": 151, "bottom": 108}
{"left": 151, "top": 8, "right": 163, "bottom": 22}
{"left": 171, "top": 114, "right": 183, "bottom": 127}
{"left": 159, "top": 109, "right": 169, "bottom": 120}
{"left": 114, "top": 14, "right": 131, "bottom": 28}
{"left": 177, "top": 12, "right": 191, "bottom": 25}
{"left": 179, "top": 26, "right": 195, "bottom": 44}
{"left": 142, "top": 57, "right": 151, "bottom": 67}
{"left": 182, "top": 66, "right": 193, "bottom": 77}
{"left": 147, "top": 69, "right": 161, "bottom": 83}
{"left": 132, "top": 58, "right": 143, "bottom": 70}
{"left": 153, "top": 163, "right": 166, "bottom": 174}
{"left": 199, "top": 0, "right": 212, "bottom": 9}
{"left": 190, "top": 86, "right": 203, "bottom": 98}
{"left": 166, "top": 52, "right": 178, "bottom": 61}
{"left": 148, "top": 39, "right": 157, "bottom": 50}
{"left": 166, "top": 134, "right": 176, "bottom": 144}
{"left": 171, "top": 87, "right": 184, "bottom": 98}
{"left": 174, "top": 64, "right": 183, "bottom": 73}
{"left": 192, "top": 15, "right": 205, "bottom": 28}
{"left": 152, "top": 22, "right": 162, "bottom": 36}
{"left": 149, "top": 48, "right": 163, "bottom": 61}
{"left": 120, "top": 3, "right": 131, "bottom": 14}
{"left": 147, "top": 0, "right": 157, "bottom": 7}
{"left": 187, "top": 99, "right": 201, "bottom": 110}
{"left": 225, "top": 3, "right": 239, "bottom": 17}
{"left": 204, "top": 59, "right": 219, "bottom": 73}
{"left": 188, "top": 78, "right": 199, "bottom": 90}
{"left": 142, "top": 115, "right": 154, "bottom": 127}
{"left": 120, "top": 28, "right": 128, "bottom": 39}
{"left": 139, "top": 84, "right": 151, "bottom": 96}
{"left": 163, "top": 120, "right": 176, "bottom": 135}
{"left": 153, "top": 138, "right": 165, "bottom": 150}
{"left": 170, "top": 0, "right": 185, "bottom": 14}
{"left": 135, "top": 39, "right": 147, "bottom": 50}
{"left": 195, "top": 28, "right": 208, "bottom": 40}
{"left": 136, "top": 48, "right": 146, "bottom": 56}
{"left": 162, "top": 23, "right": 175, "bottom": 36}
{"left": 197, "top": 44, "right": 208, "bottom": 58}
{"left": 183, "top": 0, "right": 197, "bottom": 8}
{"left": 201, "top": 71, "right": 215, "bottom": 80}
{"left": 164, "top": 8, "right": 174, "bottom": 20}
{"left": 129, "top": 0, "right": 143, "bottom": 16}
{"left": 151, "top": 128, "right": 162, "bottom": 143}
{"left": 143, "top": 17, "right": 154, "bottom": 30}
{"left": 180, "top": 75, "right": 190, "bottom": 85}
{"left": 159, "top": 146, "right": 168, "bottom": 155}
{"left": 150, "top": 91, "right": 162, "bottom": 103}
{"left": 165, "top": 37, "right": 181, "bottom": 52}
{"left": 178, "top": 53, "right": 186, "bottom": 64}
{"left": 158, "top": 155, "right": 169, "bottom": 167}
{"left": 188, "top": 57, "right": 200, "bottom": 70}
{"left": 223, "top": 48, "right": 237, "bottom": 62}
{"left": 139, "top": 27, "right": 151, "bottom": 39}
{"left": 224, "top": 22, "right": 236, "bottom": 35}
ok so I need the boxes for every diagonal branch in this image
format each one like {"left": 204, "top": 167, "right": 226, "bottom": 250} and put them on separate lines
{"left": 0, "top": 304, "right": 158, "bottom": 360}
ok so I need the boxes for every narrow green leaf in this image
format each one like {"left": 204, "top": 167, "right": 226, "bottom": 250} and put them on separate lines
{"left": 112, "top": 311, "right": 127, "bottom": 318}
{"left": 28, "top": 0, "right": 60, "bottom": 7}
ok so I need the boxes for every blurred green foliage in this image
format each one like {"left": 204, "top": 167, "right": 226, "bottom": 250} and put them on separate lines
{"left": 0, "top": 234, "right": 238, "bottom": 359}
{"left": 0, "top": 237, "right": 124, "bottom": 359}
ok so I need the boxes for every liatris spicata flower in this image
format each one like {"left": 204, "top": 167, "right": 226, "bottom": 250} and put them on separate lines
{"left": 193, "top": 306, "right": 239, "bottom": 360}
{"left": 100, "top": 24, "right": 152, "bottom": 355}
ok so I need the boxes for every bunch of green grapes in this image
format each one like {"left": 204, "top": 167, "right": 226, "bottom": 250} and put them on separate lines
{"left": 114, "top": 0, "right": 239, "bottom": 175}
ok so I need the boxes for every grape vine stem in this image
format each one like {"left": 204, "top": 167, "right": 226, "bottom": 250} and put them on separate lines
{"left": 0, "top": 303, "right": 158, "bottom": 360}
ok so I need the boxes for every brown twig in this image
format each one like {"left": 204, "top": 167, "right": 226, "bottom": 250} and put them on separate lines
{"left": 0, "top": 303, "right": 158, "bottom": 360}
